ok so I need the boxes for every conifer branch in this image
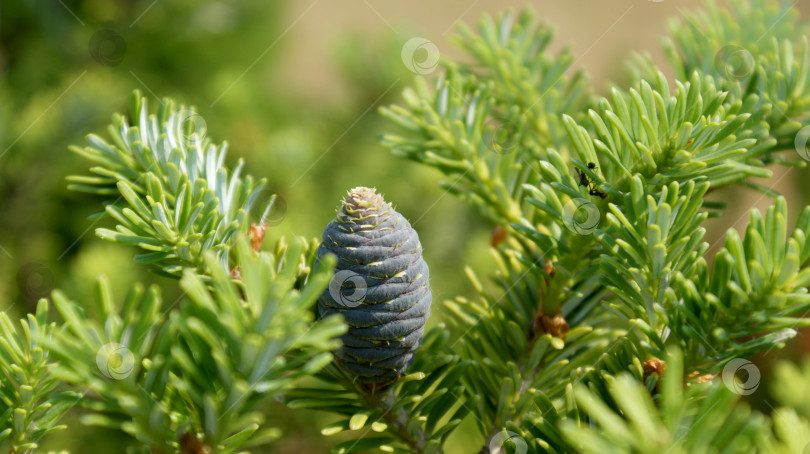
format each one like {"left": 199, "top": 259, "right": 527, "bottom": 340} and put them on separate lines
{"left": 68, "top": 91, "right": 275, "bottom": 278}
{"left": 0, "top": 301, "right": 76, "bottom": 453}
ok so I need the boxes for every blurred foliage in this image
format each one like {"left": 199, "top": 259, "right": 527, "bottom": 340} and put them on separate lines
{"left": 0, "top": 0, "right": 488, "bottom": 313}
{"left": 382, "top": 2, "right": 810, "bottom": 453}
{"left": 0, "top": 0, "right": 490, "bottom": 452}
{"left": 3, "top": 0, "right": 810, "bottom": 453}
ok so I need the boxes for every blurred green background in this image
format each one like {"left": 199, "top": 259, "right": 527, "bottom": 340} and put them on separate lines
{"left": 1, "top": 0, "right": 809, "bottom": 452}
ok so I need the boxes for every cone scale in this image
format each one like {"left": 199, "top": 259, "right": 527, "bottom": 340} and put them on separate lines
{"left": 317, "top": 187, "right": 431, "bottom": 388}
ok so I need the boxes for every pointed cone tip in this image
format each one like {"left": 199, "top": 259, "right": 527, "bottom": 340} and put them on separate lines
{"left": 344, "top": 187, "right": 385, "bottom": 210}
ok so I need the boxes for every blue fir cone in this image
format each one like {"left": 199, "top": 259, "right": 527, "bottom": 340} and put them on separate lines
{"left": 317, "top": 187, "right": 431, "bottom": 389}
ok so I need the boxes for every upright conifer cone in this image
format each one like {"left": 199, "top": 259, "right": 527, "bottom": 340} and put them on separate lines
{"left": 317, "top": 187, "right": 431, "bottom": 387}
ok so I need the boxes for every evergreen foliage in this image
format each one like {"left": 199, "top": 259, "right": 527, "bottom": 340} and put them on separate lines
{"left": 67, "top": 92, "right": 277, "bottom": 278}
{"left": 0, "top": 302, "right": 76, "bottom": 453}
{"left": 39, "top": 238, "right": 345, "bottom": 453}
{"left": 2, "top": 0, "right": 810, "bottom": 453}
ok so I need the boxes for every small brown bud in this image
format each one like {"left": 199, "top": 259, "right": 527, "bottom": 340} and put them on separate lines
{"left": 248, "top": 223, "right": 268, "bottom": 251}
{"left": 534, "top": 309, "right": 569, "bottom": 339}
{"left": 490, "top": 225, "right": 508, "bottom": 247}
{"left": 179, "top": 432, "right": 212, "bottom": 454}
{"left": 687, "top": 370, "right": 717, "bottom": 384}
{"left": 643, "top": 358, "right": 667, "bottom": 377}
